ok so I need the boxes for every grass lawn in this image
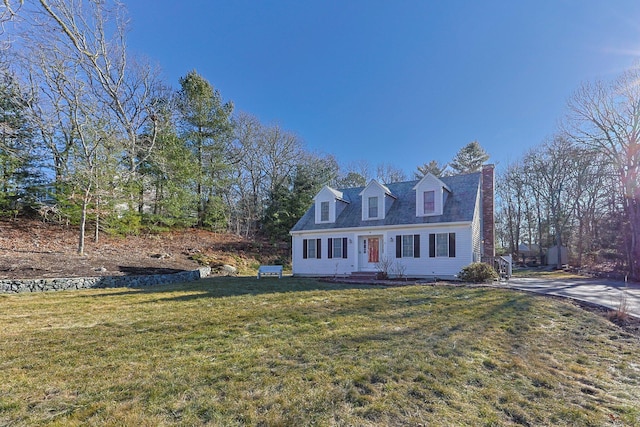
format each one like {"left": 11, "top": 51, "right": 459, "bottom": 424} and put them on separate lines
{"left": 1, "top": 277, "right": 639, "bottom": 426}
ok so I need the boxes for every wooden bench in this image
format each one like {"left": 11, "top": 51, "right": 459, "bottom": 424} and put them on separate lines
{"left": 257, "top": 265, "right": 283, "bottom": 279}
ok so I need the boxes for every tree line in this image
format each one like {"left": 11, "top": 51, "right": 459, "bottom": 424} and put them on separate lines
{"left": 0, "top": 1, "right": 488, "bottom": 254}
{"left": 496, "top": 67, "right": 640, "bottom": 280}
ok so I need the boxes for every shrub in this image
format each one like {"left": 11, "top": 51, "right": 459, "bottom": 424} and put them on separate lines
{"left": 458, "top": 262, "right": 499, "bottom": 283}
{"left": 606, "top": 292, "right": 630, "bottom": 324}
{"left": 103, "top": 211, "right": 142, "bottom": 236}
{"left": 375, "top": 256, "right": 393, "bottom": 279}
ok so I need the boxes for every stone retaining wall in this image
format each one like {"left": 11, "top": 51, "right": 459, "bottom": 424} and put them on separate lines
{"left": 0, "top": 267, "right": 212, "bottom": 293}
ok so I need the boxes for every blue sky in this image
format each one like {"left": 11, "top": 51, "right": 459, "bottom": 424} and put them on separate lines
{"left": 126, "top": 1, "right": 640, "bottom": 176}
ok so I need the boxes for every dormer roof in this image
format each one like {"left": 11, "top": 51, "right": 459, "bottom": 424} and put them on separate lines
{"left": 314, "top": 186, "right": 350, "bottom": 203}
{"left": 358, "top": 180, "right": 397, "bottom": 199}
{"left": 412, "top": 173, "right": 451, "bottom": 193}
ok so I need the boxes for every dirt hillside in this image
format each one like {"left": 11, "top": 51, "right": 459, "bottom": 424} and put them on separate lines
{"left": 0, "top": 219, "right": 287, "bottom": 280}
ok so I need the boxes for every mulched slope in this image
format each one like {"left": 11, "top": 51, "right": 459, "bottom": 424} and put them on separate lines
{"left": 0, "top": 219, "right": 273, "bottom": 279}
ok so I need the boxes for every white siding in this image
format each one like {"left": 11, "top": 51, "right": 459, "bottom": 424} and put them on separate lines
{"left": 389, "top": 224, "right": 472, "bottom": 278}
{"left": 291, "top": 232, "right": 357, "bottom": 276}
{"left": 292, "top": 223, "right": 473, "bottom": 279}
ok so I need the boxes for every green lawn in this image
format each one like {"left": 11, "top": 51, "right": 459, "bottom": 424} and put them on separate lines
{"left": 1, "top": 277, "right": 639, "bottom": 426}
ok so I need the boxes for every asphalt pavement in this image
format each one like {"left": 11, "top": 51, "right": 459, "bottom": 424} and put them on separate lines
{"left": 505, "top": 277, "right": 640, "bottom": 318}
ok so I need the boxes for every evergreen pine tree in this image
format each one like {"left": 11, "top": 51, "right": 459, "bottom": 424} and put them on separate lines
{"left": 449, "top": 141, "right": 490, "bottom": 174}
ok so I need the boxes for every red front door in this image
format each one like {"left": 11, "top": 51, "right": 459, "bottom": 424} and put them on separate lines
{"left": 368, "top": 237, "right": 380, "bottom": 263}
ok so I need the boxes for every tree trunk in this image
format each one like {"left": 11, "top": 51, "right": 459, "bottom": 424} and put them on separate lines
{"left": 94, "top": 198, "right": 100, "bottom": 243}
{"left": 197, "top": 135, "right": 204, "bottom": 226}
{"left": 78, "top": 189, "right": 90, "bottom": 256}
{"left": 577, "top": 216, "right": 584, "bottom": 268}
{"left": 626, "top": 195, "right": 640, "bottom": 280}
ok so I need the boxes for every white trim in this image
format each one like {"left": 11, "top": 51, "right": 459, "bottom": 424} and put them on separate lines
{"left": 313, "top": 185, "right": 346, "bottom": 202}
{"left": 358, "top": 180, "right": 396, "bottom": 198}
{"left": 412, "top": 173, "right": 450, "bottom": 193}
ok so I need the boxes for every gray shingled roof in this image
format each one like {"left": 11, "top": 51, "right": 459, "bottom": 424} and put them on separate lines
{"left": 291, "top": 172, "right": 481, "bottom": 232}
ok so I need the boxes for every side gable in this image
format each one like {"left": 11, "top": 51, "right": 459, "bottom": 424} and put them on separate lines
{"left": 413, "top": 173, "right": 451, "bottom": 217}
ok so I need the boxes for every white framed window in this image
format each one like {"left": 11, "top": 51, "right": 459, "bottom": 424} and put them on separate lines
{"left": 303, "top": 238, "right": 321, "bottom": 259}
{"left": 402, "top": 235, "right": 414, "bottom": 258}
{"left": 395, "top": 234, "right": 420, "bottom": 258}
{"left": 333, "top": 238, "right": 343, "bottom": 258}
{"left": 429, "top": 233, "right": 456, "bottom": 258}
{"left": 320, "top": 201, "right": 329, "bottom": 221}
{"left": 368, "top": 196, "right": 378, "bottom": 218}
{"left": 436, "top": 233, "right": 448, "bottom": 257}
{"left": 328, "top": 237, "right": 347, "bottom": 258}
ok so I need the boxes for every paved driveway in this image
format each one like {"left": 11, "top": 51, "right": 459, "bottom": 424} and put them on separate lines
{"left": 506, "top": 277, "right": 640, "bottom": 319}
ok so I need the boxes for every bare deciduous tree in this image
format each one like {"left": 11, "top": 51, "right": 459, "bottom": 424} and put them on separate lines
{"left": 260, "top": 123, "right": 304, "bottom": 197}
{"left": 337, "top": 160, "right": 372, "bottom": 188}
{"left": 376, "top": 162, "right": 406, "bottom": 184}
{"left": 15, "top": 0, "right": 164, "bottom": 252}
{"left": 33, "top": 0, "right": 163, "bottom": 200}
{"left": 522, "top": 136, "right": 579, "bottom": 268}
{"left": 496, "top": 162, "right": 525, "bottom": 257}
{"left": 566, "top": 66, "right": 640, "bottom": 279}
{"left": 1, "top": 0, "right": 22, "bottom": 35}
{"left": 229, "top": 112, "right": 267, "bottom": 237}
{"left": 496, "top": 136, "right": 618, "bottom": 270}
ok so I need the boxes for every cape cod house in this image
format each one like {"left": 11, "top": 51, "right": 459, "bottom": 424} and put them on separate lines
{"left": 290, "top": 165, "right": 496, "bottom": 279}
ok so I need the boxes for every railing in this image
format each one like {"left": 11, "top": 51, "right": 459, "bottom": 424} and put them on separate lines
{"left": 482, "top": 255, "right": 512, "bottom": 279}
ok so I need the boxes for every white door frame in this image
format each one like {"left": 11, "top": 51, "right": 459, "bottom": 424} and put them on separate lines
{"left": 357, "top": 235, "right": 382, "bottom": 271}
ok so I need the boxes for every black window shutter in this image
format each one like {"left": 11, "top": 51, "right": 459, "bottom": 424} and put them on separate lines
{"left": 395, "top": 235, "right": 401, "bottom": 258}
{"left": 328, "top": 238, "right": 333, "bottom": 259}
{"left": 343, "top": 237, "right": 348, "bottom": 258}
{"left": 449, "top": 233, "right": 456, "bottom": 257}
{"left": 429, "top": 234, "right": 435, "bottom": 258}
{"left": 414, "top": 234, "right": 420, "bottom": 258}
{"left": 303, "top": 239, "right": 308, "bottom": 259}
{"left": 317, "top": 239, "right": 322, "bottom": 259}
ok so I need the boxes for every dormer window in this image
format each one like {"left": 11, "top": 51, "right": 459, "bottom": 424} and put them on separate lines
{"left": 413, "top": 173, "right": 450, "bottom": 217}
{"left": 368, "top": 196, "right": 379, "bottom": 219}
{"left": 320, "top": 201, "right": 329, "bottom": 222}
{"left": 313, "top": 186, "right": 349, "bottom": 224}
{"left": 359, "top": 180, "right": 395, "bottom": 220}
{"left": 424, "top": 191, "right": 435, "bottom": 214}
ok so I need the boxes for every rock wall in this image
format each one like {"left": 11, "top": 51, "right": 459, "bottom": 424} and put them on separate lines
{"left": 0, "top": 267, "right": 212, "bottom": 293}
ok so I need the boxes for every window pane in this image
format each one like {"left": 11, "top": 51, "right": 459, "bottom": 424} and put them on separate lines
{"left": 436, "top": 233, "right": 448, "bottom": 257}
{"left": 333, "top": 238, "right": 343, "bottom": 258}
{"left": 402, "top": 235, "right": 414, "bottom": 257}
{"left": 308, "top": 239, "right": 317, "bottom": 258}
{"left": 320, "top": 201, "right": 329, "bottom": 221}
{"left": 368, "top": 196, "right": 378, "bottom": 218}
{"left": 424, "top": 190, "right": 435, "bottom": 213}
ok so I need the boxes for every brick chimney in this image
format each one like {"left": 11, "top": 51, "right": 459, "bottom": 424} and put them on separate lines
{"left": 481, "top": 164, "right": 495, "bottom": 258}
